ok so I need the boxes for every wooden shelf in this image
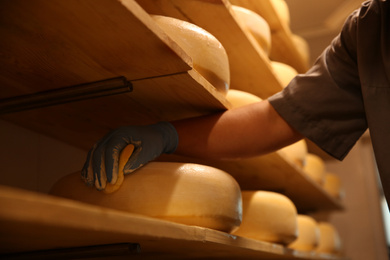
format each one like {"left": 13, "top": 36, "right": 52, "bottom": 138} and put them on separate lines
{"left": 0, "top": 0, "right": 230, "bottom": 151}
{"left": 229, "top": 0, "right": 310, "bottom": 73}
{"left": 136, "top": 0, "right": 284, "bottom": 99}
{"left": 158, "top": 151, "right": 344, "bottom": 213}
{"left": 0, "top": 0, "right": 342, "bottom": 210}
{"left": 0, "top": 185, "right": 346, "bottom": 260}
{"left": 0, "top": 2, "right": 345, "bottom": 258}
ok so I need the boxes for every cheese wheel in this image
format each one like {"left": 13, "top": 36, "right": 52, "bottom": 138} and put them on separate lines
{"left": 232, "top": 191, "right": 298, "bottom": 244}
{"left": 292, "top": 34, "right": 310, "bottom": 66}
{"left": 278, "top": 139, "right": 308, "bottom": 168}
{"left": 231, "top": 5, "right": 271, "bottom": 55}
{"left": 271, "top": 61, "right": 298, "bottom": 88}
{"left": 323, "top": 172, "right": 344, "bottom": 199}
{"left": 316, "top": 222, "right": 342, "bottom": 254}
{"left": 225, "top": 89, "right": 262, "bottom": 108}
{"left": 270, "top": 0, "right": 290, "bottom": 26}
{"left": 303, "top": 153, "right": 325, "bottom": 185}
{"left": 288, "top": 215, "right": 320, "bottom": 252}
{"left": 50, "top": 162, "right": 242, "bottom": 233}
{"left": 152, "top": 15, "right": 230, "bottom": 95}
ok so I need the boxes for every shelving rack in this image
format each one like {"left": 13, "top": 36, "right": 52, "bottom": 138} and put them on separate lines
{"left": 0, "top": 0, "right": 345, "bottom": 259}
{"left": 0, "top": 185, "right": 346, "bottom": 259}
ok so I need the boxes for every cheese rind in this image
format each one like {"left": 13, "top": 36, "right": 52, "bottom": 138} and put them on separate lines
{"left": 270, "top": 0, "right": 290, "bottom": 26}
{"left": 271, "top": 61, "right": 298, "bottom": 88}
{"left": 232, "top": 191, "right": 298, "bottom": 244}
{"left": 278, "top": 139, "right": 308, "bottom": 168}
{"left": 323, "top": 172, "right": 344, "bottom": 199}
{"left": 303, "top": 153, "right": 325, "bottom": 185}
{"left": 225, "top": 89, "right": 262, "bottom": 108}
{"left": 315, "top": 222, "right": 342, "bottom": 254}
{"left": 50, "top": 162, "right": 242, "bottom": 233}
{"left": 231, "top": 5, "right": 271, "bottom": 55}
{"left": 288, "top": 215, "right": 320, "bottom": 252}
{"left": 292, "top": 34, "right": 310, "bottom": 66}
{"left": 152, "top": 15, "right": 230, "bottom": 95}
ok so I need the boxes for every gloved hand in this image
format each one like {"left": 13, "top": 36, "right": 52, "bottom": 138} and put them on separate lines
{"left": 81, "top": 122, "right": 178, "bottom": 190}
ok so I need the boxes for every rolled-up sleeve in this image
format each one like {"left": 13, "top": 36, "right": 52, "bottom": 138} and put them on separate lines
{"left": 268, "top": 8, "right": 368, "bottom": 160}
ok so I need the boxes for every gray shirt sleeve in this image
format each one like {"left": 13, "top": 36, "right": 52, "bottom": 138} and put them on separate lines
{"left": 268, "top": 8, "right": 368, "bottom": 160}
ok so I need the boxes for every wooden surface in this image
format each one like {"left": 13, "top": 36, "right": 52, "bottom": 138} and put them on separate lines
{"left": 0, "top": 0, "right": 192, "bottom": 99}
{"left": 136, "top": 0, "right": 284, "bottom": 99}
{"left": 158, "top": 151, "right": 344, "bottom": 213}
{"left": 1, "top": 70, "right": 229, "bottom": 151}
{"left": 229, "top": 0, "right": 310, "bottom": 73}
{"left": 0, "top": 0, "right": 231, "bottom": 151}
{"left": 0, "top": 185, "right": 347, "bottom": 259}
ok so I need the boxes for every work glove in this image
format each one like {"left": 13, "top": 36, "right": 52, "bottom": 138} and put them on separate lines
{"left": 81, "top": 122, "right": 178, "bottom": 190}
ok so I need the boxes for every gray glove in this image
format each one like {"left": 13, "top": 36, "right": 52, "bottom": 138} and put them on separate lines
{"left": 81, "top": 122, "right": 178, "bottom": 190}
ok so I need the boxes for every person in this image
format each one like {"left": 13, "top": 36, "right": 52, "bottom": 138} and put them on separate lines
{"left": 82, "top": 0, "right": 390, "bottom": 205}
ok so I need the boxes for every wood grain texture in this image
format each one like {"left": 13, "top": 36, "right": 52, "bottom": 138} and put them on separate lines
{"left": 0, "top": 0, "right": 191, "bottom": 99}
{"left": 1, "top": 70, "right": 229, "bottom": 151}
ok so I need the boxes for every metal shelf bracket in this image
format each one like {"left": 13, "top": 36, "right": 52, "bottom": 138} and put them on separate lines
{"left": 0, "top": 76, "right": 132, "bottom": 115}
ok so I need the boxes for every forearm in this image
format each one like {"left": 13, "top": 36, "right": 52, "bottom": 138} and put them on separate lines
{"left": 171, "top": 100, "right": 303, "bottom": 160}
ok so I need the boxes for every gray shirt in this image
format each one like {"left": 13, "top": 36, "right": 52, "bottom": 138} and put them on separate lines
{"left": 269, "top": 0, "right": 390, "bottom": 201}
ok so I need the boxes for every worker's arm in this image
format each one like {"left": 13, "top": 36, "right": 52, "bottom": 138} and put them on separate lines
{"left": 82, "top": 100, "right": 303, "bottom": 190}
{"left": 172, "top": 100, "right": 303, "bottom": 160}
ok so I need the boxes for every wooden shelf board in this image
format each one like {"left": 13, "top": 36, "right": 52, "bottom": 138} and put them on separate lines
{"left": 136, "top": 0, "right": 284, "bottom": 99}
{"left": 1, "top": 70, "right": 230, "bottom": 151}
{"left": 229, "top": 0, "right": 310, "bottom": 73}
{"left": 0, "top": 0, "right": 234, "bottom": 151}
{"left": 0, "top": 185, "right": 346, "bottom": 260}
{"left": 0, "top": 0, "right": 192, "bottom": 99}
{"left": 158, "top": 151, "right": 344, "bottom": 213}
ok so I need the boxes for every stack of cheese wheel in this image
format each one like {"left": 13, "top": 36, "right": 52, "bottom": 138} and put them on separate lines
{"left": 278, "top": 139, "right": 308, "bottom": 169}
{"left": 288, "top": 215, "right": 320, "bottom": 252}
{"left": 231, "top": 5, "right": 272, "bottom": 55}
{"left": 303, "top": 153, "right": 326, "bottom": 185}
{"left": 270, "top": 0, "right": 290, "bottom": 27}
{"left": 292, "top": 34, "right": 310, "bottom": 66}
{"left": 232, "top": 191, "right": 298, "bottom": 244}
{"left": 271, "top": 61, "right": 298, "bottom": 88}
{"left": 323, "top": 172, "right": 344, "bottom": 199}
{"left": 315, "top": 222, "right": 342, "bottom": 255}
{"left": 225, "top": 89, "right": 262, "bottom": 108}
{"left": 152, "top": 15, "right": 230, "bottom": 95}
{"left": 50, "top": 162, "right": 243, "bottom": 233}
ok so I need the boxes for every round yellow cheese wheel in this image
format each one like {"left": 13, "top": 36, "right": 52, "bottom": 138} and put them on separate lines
{"left": 232, "top": 191, "right": 298, "bottom": 244}
{"left": 271, "top": 61, "right": 298, "bottom": 88}
{"left": 315, "top": 222, "right": 342, "bottom": 254}
{"left": 50, "top": 162, "right": 242, "bottom": 233}
{"left": 292, "top": 34, "right": 310, "bottom": 66}
{"left": 270, "top": 0, "right": 290, "bottom": 26}
{"left": 231, "top": 5, "right": 272, "bottom": 55}
{"left": 225, "top": 89, "right": 262, "bottom": 109}
{"left": 323, "top": 172, "right": 344, "bottom": 199}
{"left": 288, "top": 215, "right": 320, "bottom": 252}
{"left": 152, "top": 15, "right": 230, "bottom": 95}
{"left": 303, "top": 153, "right": 325, "bottom": 185}
{"left": 278, "top": 139, "right": 308, "bottom": 168}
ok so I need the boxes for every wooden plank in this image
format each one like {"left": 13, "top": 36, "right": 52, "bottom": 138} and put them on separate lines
{"left": 157, "top": 151, "right": 344, "bottom": 212}
{"left": 136, "top": 0, "right": 284, "bottom": 99}
{"left": 229, "top": 0, "right": 310, "bottom": 73}
{"left": 0, "top": 185, "right": 347, "bottom": 259}
{"left": 0, "top": 0, "right": 191, "bottom": 99}
{"left": 1, "top": 71, "right": 229, "bottom": 151}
